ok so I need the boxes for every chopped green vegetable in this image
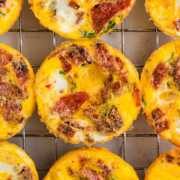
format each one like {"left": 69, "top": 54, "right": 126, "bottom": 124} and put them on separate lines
{"left": 71, "top": 83, "right": 77, "bottom": 91}
{"left": 82, "top": 31, "right": 96, "bottom": 38}
{"left": 108, "top": 175, "right": 118, "bottom": 180}
{"left": 102, "top": 20, "right": 116, "bottom": 33}
{"left": 142, "top": 96, "right": 147, "bottom": 107}
{"left": 167, "top": 52, "right": 175, "bottom": 63}
{"left": 118, "top": 15, "right": 124, "bottom": 21}
{"left": 101, "top": 104, "right": 110, "bottom": 118}
{"left": 167, "top": 81, "right": 172, "bottom": 88}
{"left": 0, "top": 11, "right": 5, "bottom": 16}
{"left": 59, "top": 70, "right": 65, "bottom": 75}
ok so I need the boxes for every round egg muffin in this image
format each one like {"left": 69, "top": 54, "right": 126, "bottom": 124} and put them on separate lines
{"left": 0, "top": 0, "right": 23, "bottom": 35}
{"left": 141, "top": 40, "right": 180, "bottom": 146}
{"left": 145, "top": 148, "right": 180, "bottom": 180}
{"left": 0, "top": 141, "right": 38, "bottom": 180}
{"left": 0, "top": 43, "right": 35, "bottom": 139}
{"left": 44, "top": 147, "right": 139, "bottom": 180}
{"left": 145, "top": 0, "right": 180, "bottom": 37}
{"left": 35, "top": 39, "right": 141, "bottom": 145}
{"left": 29, "top": 0, "right": 135, "bottom": 39}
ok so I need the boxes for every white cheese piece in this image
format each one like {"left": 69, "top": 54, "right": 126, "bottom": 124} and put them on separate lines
{"left": 0, "top": 163, "right": 18, "bottom": 180}
{"left": 74, "top": 131, "right": 85, "bottom": 142}
{"left": 55, "top": 0, "right": 78, "bottom": 32}
{"left": 176, "top": 0, "right": 180, "bottom": 8}
{"left": 90, "top": 132, "right": 107, "bottom": 142}
{"left": 156, "top": 88, "right": 178, "bottom": 106}
{"left": 49, "top": 71, "right": 68, "bottom": 92}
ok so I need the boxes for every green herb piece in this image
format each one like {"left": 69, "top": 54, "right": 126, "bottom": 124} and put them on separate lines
{"left": 82, "top": 31, "right": 96, "bottom": 38}
{"left": 59, "top": 70, "right": 65, "bottom": 75}
{"left": 102, "top": 20, "right": 116, "bottom": 33}
{"left": 101, "top": 104, "right": 110, "bottom": 118}
{"left": 71, "top": 83, "right": 77, "bottom": 91}
{"left": 118, "top": 15, "right": 124, "bottom": 21}
{"left": 108, "top": 175, "right": 118, "bottom": 180}
{"left": 167, "top": 52, "right": 175, "bottom": 63}
{"left": 0, "top": 11, "right": 5, "bottom": 16}
{"left": 167, "top": 81, "right": 172, "bottom": 88}
{"left": 142, "top": 96, "right": 147, "bottom": 107}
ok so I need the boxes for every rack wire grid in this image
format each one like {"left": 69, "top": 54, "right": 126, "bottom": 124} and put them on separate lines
{"left": 0, "top": 0, "right": 178, "bottom": 179}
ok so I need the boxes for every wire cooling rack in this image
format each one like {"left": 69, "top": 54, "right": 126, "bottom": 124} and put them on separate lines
{"left": 1, "top": 0, "right": 177, "bottom": 179}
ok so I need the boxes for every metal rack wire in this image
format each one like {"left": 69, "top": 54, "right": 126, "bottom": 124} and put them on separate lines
{"left": 11, "top": 5, "right": 165, "bottom": 179}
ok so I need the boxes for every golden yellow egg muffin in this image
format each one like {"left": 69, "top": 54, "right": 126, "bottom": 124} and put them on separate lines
{"left": 29, "top": 0, "right": 135, "bottom": 39}
{"left": 35, "top": 39, "right": 141, "bottom": 145}
{"left": 0, "top": 141, "right": 38, "bottom": 180}
{"left": 141, "top": 40, "right": 180, "bottom": 146}
{"left": 145, "top": 0, "right": 180, "bottom": 37}
{"left": 0, "top": 43, "right": 35, "bottom": 139}
{"left": 145, "top": 148, "right": 180, "bottom": 180}
{"left": 0, "top": 0, "right": 23, "bottom": 35}
{"left": 44, "top": 147, "right": 139, "bottom": 180}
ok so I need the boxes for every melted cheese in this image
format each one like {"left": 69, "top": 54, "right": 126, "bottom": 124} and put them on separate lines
{"left": 90, "top": 132, "right": 107, "bottom": 142}
{"left": 0, "top": 163, "right": 18, "bottom": 180}
{"left": 49, "top": 71, "right": 68, "bottom": 92}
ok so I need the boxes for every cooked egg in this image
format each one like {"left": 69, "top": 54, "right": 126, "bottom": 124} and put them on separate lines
{"left": 45, "top": 147, "right": 139, "bottom": 180}
{"left": 0, "top": 43, "right": 35, "bottom": 139}
{"left": 141, "top": 40, "right": 180, "bottom": 146}
{"left": 0, "top": 0, "right": 23, "bottom": 35}
{"left": 35, "top": 39, "right": 141, "bottom": 145}
{"left": 145, "top": 148, "right": 180, "bottom": 180}
{"left": 29, "top": 0, "right": 136, "bottom": 39}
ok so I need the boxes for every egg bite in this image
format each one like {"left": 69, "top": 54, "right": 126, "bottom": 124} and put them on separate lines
{"left": 44, "top": 147, "right": 139, "bottom": 180}
{"left": 145, "top": 148, "right": 180, "bottom": 180}
{"left": 0, "top": 0, "right": 23, "bottom": 35}
{"left": 29, "top": 0, "right": 135, "bottom": 39}
{"left": 0, "top": 43, "right": 35, "bottom": 139}
{"left": 145, "top": 0, "right": 180, "bottom": 37}
{"left": 141, "top": 40, "right": 180, "bottom": 146}
{"left": 35, "top": 39, "right": 141, "bottom": 145}
{"left": 0, "top": 141, "right": 38, "bottom": 180}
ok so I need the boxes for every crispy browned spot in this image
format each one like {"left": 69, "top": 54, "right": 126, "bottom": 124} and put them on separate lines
{"left": 0, "top": 0, "right": 6, "bottom": 7}
{"left": 151, "top": 108, "right": 169, "bottom": 133}
{"left": 166, "top": 154, "right": 174, "bottom": 163}
{"left": 152, "top": 63, "right": 168, "bottom": 89}
{"left": 0, "top": 49, "right": 13, "bottom": 66}
{"left": 84, "top": 105, "right": 123, "bottom": 134}
{"left": 0, "top": 82, "right": 25, "bottom": 123}
{"left": 172, "top": 58, "right": 180, "bottom": 89}
{"left": 69, "top": 1, "right": 79, "bottom": 9}
{"left": 12, "top": 60, "right": 28, "bottom": 84}
{"left": 59, "top": 45, "right": 92, "bottom": 72}
{"left": 132, "top": 84, "right": 141, "bottom": 106}
{"left": 174, "top": 19, "right": 180, "bottom": 31}
{"left": 18, "top": 166, "right": 33, "bottom": 180}
{"left": 58, "top": 123, "right": 75, "bottom": 138}
{"left": 95, "top": 43, "right": 128, "bottom": 82}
